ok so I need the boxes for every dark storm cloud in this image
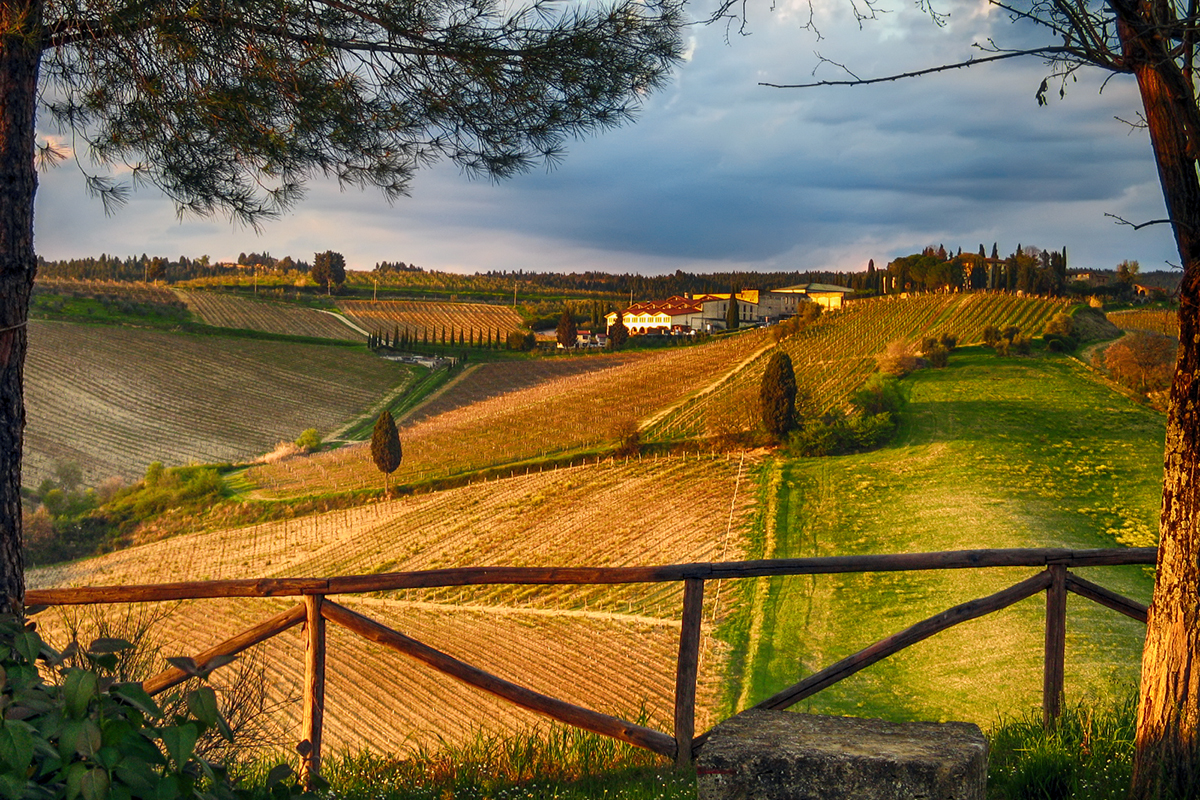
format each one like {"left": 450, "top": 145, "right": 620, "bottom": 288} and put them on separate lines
{"left": 33, "top": 0, "right": 1179, "bottom": 274}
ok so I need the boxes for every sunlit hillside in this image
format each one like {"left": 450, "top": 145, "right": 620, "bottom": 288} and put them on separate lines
{"left": 646, "top": 293, "right": 1070, "bottom": 441}
{"left": 31, "top": 456, "right": 755, "bottom": 751}
{"left": 24, "top": 320, "right": 413, "bottom": 486}
{"left": 245, "top": 328, "right": 773, "bottom": 497}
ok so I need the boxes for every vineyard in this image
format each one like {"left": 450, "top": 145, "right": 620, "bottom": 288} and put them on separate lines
{"left": 1108, "top": 308, "right": 1180, "bottom": 338}
{"left": 34, "top": 278, "right": 181, "bottom": 304}
{"left": 246, "top": 329, "right": 773, "bottom": 497}
{"left": 175, "top": 290, "right": 365, "bottom": 341}
{"left": 645, "top": 293, "right": 1071, "bottom": 440}
{"left": 23, "top": 321, "right": 413, "bottom": 486}
{"left": 338, "top": 299, "right": 525, "bottom": 344}
{"left": 30, "top": 456, "right": 752, "bottom": 750}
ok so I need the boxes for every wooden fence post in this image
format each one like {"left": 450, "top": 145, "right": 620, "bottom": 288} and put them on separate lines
{"left": 1043, "top": 565, "right": 1067, "bottom": 729}
{"left": 674, "top": 578, "right": 705, "bottom": 767}
{"left": 302, "top": 594, "right": 326, "bottom": 789}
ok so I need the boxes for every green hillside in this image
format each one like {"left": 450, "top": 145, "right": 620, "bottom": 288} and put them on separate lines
{"left": 725, "top": 349, "right": 1162, "bottom": 726}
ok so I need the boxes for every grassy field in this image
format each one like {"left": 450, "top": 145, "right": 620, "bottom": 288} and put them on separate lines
{"left": 31, "top": 456, "right": 754, "bottom": 751}
{"left": 23, "top": 320, "right": 414, "bottom": 487}
{"left": 723, "top": 348, "right": 1162, "bottom": 728}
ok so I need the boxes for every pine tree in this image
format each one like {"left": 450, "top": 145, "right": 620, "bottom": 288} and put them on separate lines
{"left": 370, "top": 410, "right": 403, "bottom": 495}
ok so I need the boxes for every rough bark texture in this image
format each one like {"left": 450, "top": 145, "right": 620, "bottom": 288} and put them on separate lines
{"left": 0, "top": 0, "right": 40, "bottom": 616}
{"left": 1122, "top": 8, "right": 1200, "bottom": 794}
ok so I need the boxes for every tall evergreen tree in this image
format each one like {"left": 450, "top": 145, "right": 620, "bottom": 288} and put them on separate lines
{"left": 760, "top": 350, "right": 797, "bottom": 441}
{"left": 370, "top": 410, "right": 403, "bottom": 495}
{"left": 725, "top": 293, "right": 740, "bottom": 330}
{"left": 557, "top": 309, "right": 578, "bottom": 348}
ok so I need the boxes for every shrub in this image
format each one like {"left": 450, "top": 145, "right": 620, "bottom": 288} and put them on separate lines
{"left": 0, "top": 615, "right": 252, "bottom": 800}
{"left": 1044, "top": 333, "right": 1078, "bottom": 352}
{"left": 1104, "top": 331, "right": 1178, "bottom": 393}
{"left": 924, "top": 342, "right": 949, "bottom": 368}
{"left": 1044, "top": 311, "right": 1075, "bottom": 338}
{"left": 939, "top": 332, "right": 958, "bottom": 351}
{"left": 506, "top": 330, "right": 535, "bottom": 351}
{"left": 294, "top": 429, "right": 321, "bottom": 452}
{"left": 877, "top": 341, "right": 920, "bottom": 376}
{"left": 982, "top": 325, "right": 1002, "bottom": 348}
{"left": 850, "top": 374, "right": 904, "bottom": 418}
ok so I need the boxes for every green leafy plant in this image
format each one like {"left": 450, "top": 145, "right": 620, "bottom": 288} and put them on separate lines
{"left": 0, "top": 614, "right": 262, "bottom": 800}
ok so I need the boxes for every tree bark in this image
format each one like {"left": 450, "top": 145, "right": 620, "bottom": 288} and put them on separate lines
{"left": 1120, "top": 9, "right": 1200, "bottom": 795}
{"left": 0, "top": 0, "right": 41, "bottom": 616}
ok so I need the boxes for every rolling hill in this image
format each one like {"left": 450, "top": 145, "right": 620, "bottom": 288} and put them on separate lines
{"left": 23, "top": 320, "right": 413, "bottom": 487}
{"left": 24, "top": 291, "right": 1162, "bottom": 759}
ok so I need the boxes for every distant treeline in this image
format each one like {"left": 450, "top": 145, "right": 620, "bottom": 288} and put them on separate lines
{"left": 37, "top": 242, "right": 1172, "bottom": 302}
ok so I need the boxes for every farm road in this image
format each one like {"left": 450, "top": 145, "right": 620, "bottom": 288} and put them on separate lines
{"left": 638, "top": 336, "right": 777, "bottom": 432}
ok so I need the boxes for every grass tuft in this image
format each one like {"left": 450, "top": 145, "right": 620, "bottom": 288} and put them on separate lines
{"left": 988, "top": 691, "right": 1136, "bottom": 799}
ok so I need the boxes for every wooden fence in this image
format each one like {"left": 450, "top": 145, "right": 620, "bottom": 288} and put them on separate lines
{"left": 25, "top": 547, "right": 1157, "bottom": 786}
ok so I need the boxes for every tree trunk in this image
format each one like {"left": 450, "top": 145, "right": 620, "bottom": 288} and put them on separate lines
{"left": 0, "top": 0, "right": 42, "bottom": 616}
{"left": 1121, "top": 11, "right": 1200, "bottom": 796}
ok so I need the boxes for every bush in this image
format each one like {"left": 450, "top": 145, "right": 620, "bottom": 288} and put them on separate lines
{"left": 850, "top": 374, "right": 904, "bottom": 418}
{"left": 1044, "top": 311, "right": 1075, "bottom": 338}
{"left": 877, "top": 341, "right": 920, "bottom": 376}
{"left": 506, "top": 330, "right": 536, "bottom": 351}
{"left": 294, "top": 429, "right": 321, "bottom": 452}
{"left": 0, "top": 615, "right": 253, "bottom": 800}
{"left": 924, "top": 342, "right": 949, "bottom": 368}
{"left": 1044, "top": 333, "right": 1078, "bottom": 352}
{"left": 982, "top": 325, "right": 1002, "bottom": 348}
{"left": 939, "top": 332, "right": 958, "bottom": 351}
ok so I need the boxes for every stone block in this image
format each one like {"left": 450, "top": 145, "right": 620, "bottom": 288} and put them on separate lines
{"left": 696, "top": 709, "right": 987, "bottom": 800}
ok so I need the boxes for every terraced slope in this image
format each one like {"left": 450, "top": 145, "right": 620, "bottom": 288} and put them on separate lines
{"left": 24, "top": 321, "right": 412, "bottom": 486}
{"left": 246, "top": 329, "right": 773, "bottom": 497}
{"left": 338, "top": 300, "right": 524, "bottom": 342}
{"left": 31, "top": 456, "right": 755, "bottom": 751}
{"left": 176, "top": 291, "right": 365, "bottom": 341}
{"left": 646, "top": 293, "right": 1070, "bottom": 441}
{"left": 1108, "top": 308, "right": 1180, "bottom": 337}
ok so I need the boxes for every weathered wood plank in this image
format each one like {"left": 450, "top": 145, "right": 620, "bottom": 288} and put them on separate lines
{"left": 1065, "top": 573, "right": 1149, "bottom": 622}
{"left": 320, "top": 599, "right": 677, "bottom": 758}
{"left": 302, "top": 595, "right": 326, "bottom": 789}
{"left": 1043, "top": 565, "right": 1067, "bottom": 729}
{"left": 24, "top": 549, "right": 1157, "bottom": 605}
{"left": 674, "top": 578, "right": 704, "bottom": 767}
{"left": 142, "top": 603, "right": 306, "bottom": 696}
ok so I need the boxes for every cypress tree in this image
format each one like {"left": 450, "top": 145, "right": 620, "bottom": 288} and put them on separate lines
{"left": 370, "top": 410, "right": 403, "bottom": 495}
{"left": 760, "top": 350, "right": 797, "bottom": 441}
{"left": 725, "top": 293, "right": 740, "bottom": 331}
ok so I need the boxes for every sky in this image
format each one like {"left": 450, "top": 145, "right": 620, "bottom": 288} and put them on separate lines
{"left": 32, "top": 0, "right": 1182, "bottom": 277}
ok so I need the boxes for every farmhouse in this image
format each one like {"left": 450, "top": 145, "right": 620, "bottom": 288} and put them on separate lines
{"left": 605, "top": 296, "right": 707, "bottom": 334}
{"left": 605, "top": 286, "right": 843, "bottom": 335}
{"left": 771, "top": 283, "right": 854, "bottom": 310}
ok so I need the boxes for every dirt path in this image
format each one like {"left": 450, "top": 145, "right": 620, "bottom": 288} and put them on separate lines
{"left": 638, "top": 336, "right": 777, "bottom": 432}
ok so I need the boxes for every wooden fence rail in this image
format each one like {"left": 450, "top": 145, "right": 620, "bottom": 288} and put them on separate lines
{"left": 25, "top": 547, "right": 1157, "bottom": 786}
